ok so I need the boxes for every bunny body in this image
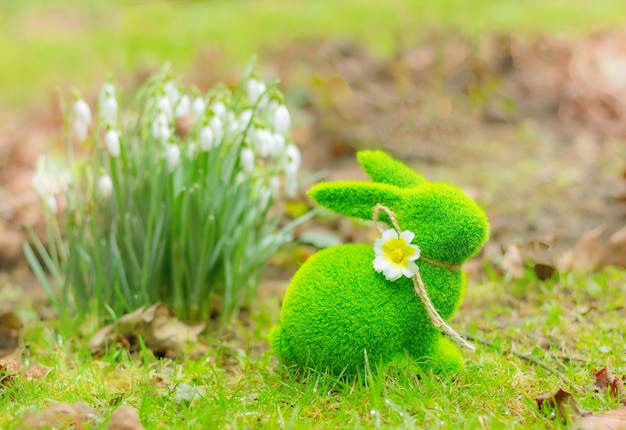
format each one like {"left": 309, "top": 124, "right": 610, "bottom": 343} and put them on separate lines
{"left": 270, "top": 151, "right": 489, "bottom": 375}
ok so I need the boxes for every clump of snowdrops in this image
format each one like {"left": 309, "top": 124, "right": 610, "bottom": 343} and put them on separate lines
{"left": 25, "top": 65, "right": 307, "bottom": 323}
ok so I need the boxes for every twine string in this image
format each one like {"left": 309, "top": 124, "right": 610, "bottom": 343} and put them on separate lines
{"left": 372, "top": 204, "right": 475, "bottom": 351}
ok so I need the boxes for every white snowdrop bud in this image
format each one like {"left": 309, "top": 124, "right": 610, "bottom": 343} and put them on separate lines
{"left": 273, "top": 105, "right": 291, "bottom": 135}
{"left": 253, "top": 129, "right": 272, "bottom": 158}
{"left": 199, "top": 126, "right": 215, "bottom": 151}
{"left": 285, "top": 169, "right": 298, "bottom": 197}
{"left": 97, "top": 175, "right": 113, "bottom": 198}
{"left": 156, "top": 96, "right": 173, "bottom": 119}
{"left": 73, "top": 99, "right": 92, "bottom": 125}
{"left": 98, "top": 83, "right": 117, "bottom": 124}
{"left": 238, "top": 110, "right": 253, "bottom": 132}
{"left": 270, "top": 133, "right": 286, "bottom": 158}
{"left": 152, "top": 113, "right": 171, "bottom": 142}
{"left": 269, "top": 176, "right": 281, "bottom": 196}
{"left": 284, "top": 143, "right": 301, "bottom": 175}
{"left": 164, "top": 81, "right": 180, "bottom": 106}
{"left": 175, "top": 95, "right": 191, "bottom": 118}
{"left": 73, "top": 118, "right": 89, "bottom": 142}
{"left": 45, "top": 195, "right": 58, "bottom": 214}
{"left": 165, "top": 144, "right": 180, "bottom": 172}
{"left": 240, "top": 148, "right": 255, "bottom": 174}
{"left": 209, "top": 116, "right": 223, "bottom": 144}
{"left": 192, "top": 97, "right": 206, "bottom": 120}
{"left": 104, "top": 129, "right": 121, "bottom": 157}
{"left": 246, "top": 79, "right": 266, "bottom": 105}
{"left": 212, "top": 101, "right": 226, "bottom": 117}
{"left": 31, "top": 172, "right": 48, "bottom": 197}
{"left": 266, "top": 99, "right": 280, "bottom": 117}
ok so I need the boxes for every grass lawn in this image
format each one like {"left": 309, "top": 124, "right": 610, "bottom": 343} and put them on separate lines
{"left": 2, "top": 268, "right": 625, "bottom": 428}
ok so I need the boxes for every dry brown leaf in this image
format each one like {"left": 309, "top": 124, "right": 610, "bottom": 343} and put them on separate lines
{"left": 21, "top": 363, "right": 51, "bottom": 380}
{"left": 88, "top": 303, "right": 206, "bottom": 358}
{"left": 108, "top": 406, "right": 144, "bottom": 430}
{"left": 536, "top": 388, "right": 589, "bottom": 424}
{"left": 595, "top": 367, "right": 626, "bottom": 405}
{"left": 576, "top": 408, "right": 626, "bottom": 430}
{"left": 0, "top": 356, "right": 22, "bottom": 387}
{"left": 558, "top": 225, "right": 606, "bottom": 271}
{"left": 536, "top": 386, "right": 626, "bottom": 429}
{"left": 559, "top": 225, "right": 626, "bottom": 271}
{"left": 20, "top": 402, "right": 99, "bottom": 430}
{"left": 0, "top": 311, "right": 22, "bottom": 357}
{"left": 603, "top": 226, "right": 626, "bottom": 269}
{"left": 502, "top": 242, "right": 557, "bottom": 280}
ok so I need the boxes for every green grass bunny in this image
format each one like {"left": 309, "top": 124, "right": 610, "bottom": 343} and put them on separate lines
{"left": 270, "top": 150, "right": 489, "bottom": 375}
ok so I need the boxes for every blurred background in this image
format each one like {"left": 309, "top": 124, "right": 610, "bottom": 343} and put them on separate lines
{"left": 2, "top": 0, "right": 626, "bottom": 279}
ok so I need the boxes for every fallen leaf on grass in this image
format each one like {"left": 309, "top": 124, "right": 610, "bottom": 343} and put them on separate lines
{"left": 595, "top": 367, "right": 626, "bottom": 405}
{"left": 559, "top": 225, "right": 626, "bottom": 271}
{"left": 1, "top": 356, "right": 51, "bottom": 388}
{"left": 21, "top": 402, "right": 100, "bottom": 430}
{"left": 0, "top": 311, "right": 22, "bottom": 357}
{"left": 536, "top": 387, "right": 626, "bottom": 429}
{"left": 501, "top": 242, "right": 558, "bottom": 280}
{"left": 108, "top": 405, "right": 145, "bottom": 430}
{"left": 88, "top": 303, "right": 206, "bottom": 358}
{"left": 536, "top": 388, "right": 588, "bottom": 424}
{"left": 0, "top": 356, "right": 21, "bottom": 387}
{"left": 576, "top": 409, "right": 626, "bottom": 430}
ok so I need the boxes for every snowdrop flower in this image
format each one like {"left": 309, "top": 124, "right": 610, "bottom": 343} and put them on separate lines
{"left": 165, "top": 144, "right": 180, "bottom": 171}
{"left": 269, "top": 176, "right": 281, "bottom": 196}
{"left": 283, "top": 144, "right": 301, "bottom": 197}
{"left": 284, "top": 144, "right": 301, "bottom": 174}
{"left": 72, "top": 119, "right": 89, "bottom": 142}
{"left": 98, "top": 83, "right": 118, "bottom": 124}
{"left": 104, "top": 129, "right": 121, "bottom": 157}
{"left": 73, "top": 99, "right": 92, "bottom": 125}
{"left": 97, "top": 175, "right": 113, "bottom": 198}
{"left": 209, "top": 116, "right": 224, "bottom": 144}
{"left": 225, "top": 111, "right": 238, "bottom": 135}
{"left": 211, "top": 101, "right": 226, "bottom": 117}
{"left": 246, "top": 78, "right": 266, "bottom": 105}
{"left": 373, "top": 229, "right": 420, "bottom": 281}
{"left": 273, "top": 105, "right": 290, "bottom": 135}
{"left": 253, "top": 129, "right": 273, "bottom": 158}
{"left": 31, "top": 172, "right": 48, "bottom": 198}
{"left": 270, "top": 133, "right": 286, "bottom": 158}
{"left": 237, "top": 110, "right": 253, "bottom": 132}
{"left": 192, "top": 97, "right": 206, "bottom": 120}
{"left": 164, "top": 81, "right": 180, "bottom": 106}
{"left": 156, "top": 96, "right": 173, "bottom": 120}
{"left": 152, "top": 113, "right": 171, "bottom": 142}
{"left": 199, "top": 126, "right": 215, "bottom": 151}
{"left": 240, "top": 147, "right": 255, "bottom": 174}
{"left": 73, "top": 98, "right": 92, "bottom": 141}
{"left": 175, "top": 95, "right": 191, "bottom": 118}
{"left": 45, "top": 195, "right": 58, "bottom": 214}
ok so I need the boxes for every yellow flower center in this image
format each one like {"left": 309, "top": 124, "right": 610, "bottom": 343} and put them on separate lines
{"left": 382, "top": 238, "right": 416, "bottom": 268}
{"left": 390, "top": 248, "right": 405, "bottom": 264}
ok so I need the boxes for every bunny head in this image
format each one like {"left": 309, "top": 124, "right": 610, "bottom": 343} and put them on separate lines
{"left": 309, "top": 150, "right": 489, "bottom": 266}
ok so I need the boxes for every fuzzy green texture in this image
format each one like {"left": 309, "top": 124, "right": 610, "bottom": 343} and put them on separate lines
{"left": 270, "top": 150, "right": 489, "bottom": 375}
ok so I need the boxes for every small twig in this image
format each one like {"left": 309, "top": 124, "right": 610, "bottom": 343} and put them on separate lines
{"left": 459, "top": 332, "right": 583, "bottom": 391}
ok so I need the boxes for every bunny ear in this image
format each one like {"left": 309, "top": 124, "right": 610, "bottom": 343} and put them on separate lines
{"left": 357, "top": 150, "right": 428, "bottom": 188}
{"left": 308, "top": 181, "right": 404, "bottom": 220}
